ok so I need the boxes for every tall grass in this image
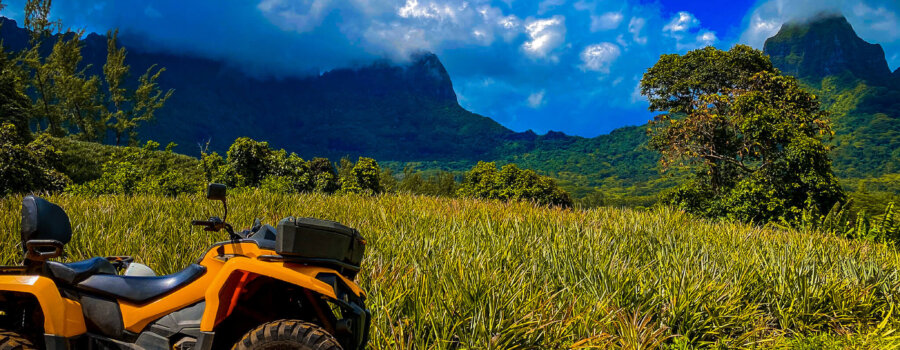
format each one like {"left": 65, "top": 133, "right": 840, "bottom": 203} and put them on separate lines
{"left": 1, "top": 191, "right": 899, "bottom": 349}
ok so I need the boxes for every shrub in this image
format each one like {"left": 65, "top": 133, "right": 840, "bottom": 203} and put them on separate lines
{"left": 458, "top": 161, "right": 573, "bottom": 207}
{"left": 309, "top": 157, "right": 339, "bottom": 193}
{"left": 340, "top": 157, "right": 383, "bottom": 194}
{"left": 0, "top": 123, "right": 70, "bottom": 195}
{"left": 223, "top": 137, "right": 277, "bottom": 187}
{"left": 65, "top": 146, "right": 202, "bottom": 196}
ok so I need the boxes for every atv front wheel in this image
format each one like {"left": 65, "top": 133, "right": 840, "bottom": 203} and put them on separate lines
{"left": 0, "top": 331, "right": 35, "bottom": 350}
{"left": 233, "top": 320, "right": 342, "bottom": 350}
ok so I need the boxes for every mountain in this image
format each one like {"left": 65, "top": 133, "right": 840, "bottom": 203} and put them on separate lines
{"left": 0, "top": 17, "right": 664, "bottom": 205}
{"left": 1, "top": 18, "right": 516, "bottom": 160}
{"left": 764, "top": 13, "right": 900, "bottom": 177}
{"left": 764, "top": 13, "right": 895, "bottom": 86}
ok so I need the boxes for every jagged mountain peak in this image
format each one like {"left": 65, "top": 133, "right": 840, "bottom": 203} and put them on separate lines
{"left": 763, "top": 12, "right": 893, "bottom": 85}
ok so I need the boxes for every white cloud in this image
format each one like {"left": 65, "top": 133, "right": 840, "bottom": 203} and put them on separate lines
{"left": 257, "top": 0, "right": 334, "bottom": 33}
{"left": 538, "top": 0, "right": 566, "bottom": 15}
{"left": 572, "top": 0, "right": 595, "bottom": 12}
{"left": 527, "top": 90, "right": 546, "bottom": 108}
{"left": 630, "top": 80, "right": 643, "bottom": 103}
{"left": 628, "top": 17, "right": 647, "bottom": 45}
{"left": 591, "top": 12, "right": 623, "bottom": 31}
{"left": 696, "top": 30, "right": 717, "bottom": 47}
{"left": 522, "top": 16, "right": 566, "bottom": 60}
{"left": 852, "top": 2, "right": 900, "bottom": 42}
{"left": 663, "top": 11, "right": 699, "bottom": 34}
{"left": 662, "top": 11, "right": 716, "bottom": 50}
{"left": 580, "top": 42, "right": 621, "bottom": 73}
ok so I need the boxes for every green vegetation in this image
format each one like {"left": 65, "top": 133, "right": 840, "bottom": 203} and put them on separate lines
{"left": 457, "top": 161, "right": 573, "bottom": 207}
{"left": 0, "top": 123, "right": 68, "bottom": 195}
{"left": 6, "top": 0, "right": 173, "bottom": 145}
{"left": 1, "top": 192, "right": 899, "bottom": 348}
{"left": 65, "top": 141, "right": 202, "bottom": 196}
{"left": 101, "top": 30, "right": 173, "bottom": 145}
{"left": 641, "top": 46, "right": 844, "bottom": 224}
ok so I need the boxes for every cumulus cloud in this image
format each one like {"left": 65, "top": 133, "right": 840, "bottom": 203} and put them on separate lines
{"left": 521, "top": 15, "right": 566, "bottom": 60}
{"left": 662, "top": 11, "right": 717, "bottom": 50}
{"left": 663, "top": 11, "right": 699, "bottom": 34}
{"left": 580, "top": 42, "right": 621, "bottom": 73}
{"left": 851, "top": 2, "right": 900, "bottom": 42}
{"left": 527, "top": 89, "right": 546, "bottom": 108}
{"left": 628, "top": 17, "right": 647, "bottom": 45}
{"left": 591, "top": 12, "right": 623, "bottom": 31}
{"left": 538, "top": 0, "right": 566, "bottom": 15}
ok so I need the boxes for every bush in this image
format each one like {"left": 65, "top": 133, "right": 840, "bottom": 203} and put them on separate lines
{"left": 309, "top": 157, "right": 339, "bottom": 193}
{"left": 0, "top": 123, "right": 70, "bottom": 195}
{"left": 212, "top": 138, "right": 341, "bottom": 194}
{"left": 458, "top": 161, "right": 573, "bottom": 207}
{"left": 65, "top": 146, "right": 202, "bottom": 196}
{"left": 397, "top": 168, "right": 458, "bottom": 196}
{"left": 223, "top": 137, "right": 277, "bottom": 187}
{"left": 340, "top": 157, "right": 383, "bottom": 194}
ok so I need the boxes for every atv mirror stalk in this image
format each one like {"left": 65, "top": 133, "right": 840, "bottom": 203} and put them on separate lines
{"left": 206, "top": 183, "right": 228, "bottom": 222}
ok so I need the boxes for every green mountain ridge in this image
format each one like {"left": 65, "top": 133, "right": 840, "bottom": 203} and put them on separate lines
{"left": 764, "top": 13, "right": 900, "bottom": 178}
{"left": 5, "top": 12, "right": 898, "bottom": 206}
{"left": 0, "top": 17, "right": 663, "bottom": 205}
{"left": 764, "top": 13, "right": 895, "bottom": 86}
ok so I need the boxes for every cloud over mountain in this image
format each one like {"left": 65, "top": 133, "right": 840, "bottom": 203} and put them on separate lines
{"left": 0, "top": 1, "right": 752, "bottom": 137}
{"left": 739, "top": 0, "right": 900, "bottom": 69}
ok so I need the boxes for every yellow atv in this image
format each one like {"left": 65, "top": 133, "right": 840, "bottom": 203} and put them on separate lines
{"left": 0, "top": 184, "right": 370, "bottom": 350}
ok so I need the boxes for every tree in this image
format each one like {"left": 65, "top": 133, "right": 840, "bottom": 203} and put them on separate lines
{"left": 264, "top": 151, "right": 315, "bottom": 193}
{"left": 51, "top": 31, "right": 104, "bottom": 141}
{"left": 103, "top": 30, "right": 173, "bottom": 145}
{"left": 308, "top": 157, "right": 339, "bottom": 193}
{"left": 223, "top": 137, "right": 276, "bottom": 187}
{"left": 10, "top": 1, "right": 172, "bottom": 143}
{"left": 340, "top": 157, "right": 382, "bottom": 194}
{"left": 457, "top": 161, "right": 573, "bottom": 207}
{"left": 641, "top": 45, "right": 844, "bottom": 223}
{"left": 0, "top": 47, "right": 32, "bottom": 142}
{"left": 20, "top": 0, "right": 64, "bottom": 136}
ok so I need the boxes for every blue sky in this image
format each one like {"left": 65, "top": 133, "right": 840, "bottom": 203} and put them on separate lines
{"left": 2, "top": 0, "right": 899, "bottom": 137}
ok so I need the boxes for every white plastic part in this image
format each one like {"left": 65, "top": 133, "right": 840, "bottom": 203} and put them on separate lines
{"left": 124, "top": 262, "right": 157, "bottom": 276}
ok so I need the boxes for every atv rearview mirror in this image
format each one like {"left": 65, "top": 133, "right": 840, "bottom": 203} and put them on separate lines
{"left": 206, "top": 183, "right": 227, "bottom": 201}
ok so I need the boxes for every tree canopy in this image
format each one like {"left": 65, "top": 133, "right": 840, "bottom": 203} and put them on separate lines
{"left": 641, "top": 45, "right": 844, "bottom": 224}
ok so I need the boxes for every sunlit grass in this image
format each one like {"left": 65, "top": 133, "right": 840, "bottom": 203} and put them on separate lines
{"left": 1, "top": 191, "right": 899, "bottom": 349}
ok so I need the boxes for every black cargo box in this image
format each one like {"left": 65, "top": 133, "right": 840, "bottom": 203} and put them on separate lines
{"left": 275, "top": 217, "right": 366, "bottom": 277}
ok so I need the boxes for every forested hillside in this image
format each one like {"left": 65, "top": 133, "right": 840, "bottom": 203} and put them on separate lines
{"left": 764, "top": 14, "right": 900, "bottom": 177}
{"left": 0, "top": 16, "right": 662, "bottom": 205}
{"left": 3, "top": 12, "right": 898, "bottom": 207}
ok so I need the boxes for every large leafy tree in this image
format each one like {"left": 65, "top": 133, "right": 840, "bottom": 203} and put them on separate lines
{"left": 641, "top": 45, "right": 844, "bottom": 224}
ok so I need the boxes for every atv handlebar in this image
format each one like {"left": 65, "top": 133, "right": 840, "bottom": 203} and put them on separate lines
{"left": 192, "top": 217, "right": 241, "bottom": 240}
{"left": 191, "top": 220, "right": 216, "bottom": 226}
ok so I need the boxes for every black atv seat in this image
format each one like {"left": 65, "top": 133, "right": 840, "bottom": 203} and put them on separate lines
{"left": 44, "top": 257, "right": 117, "bottom": 285}
{"left": 75, "top": 264, "right": 206, "bottom": 304}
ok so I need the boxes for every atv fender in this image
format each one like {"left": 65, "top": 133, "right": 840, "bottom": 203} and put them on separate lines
{"left": 0, "top": 275, "right": 86, "bottom": 337}
{"left": 200, "top": 257, "right": 342, "bottom": 332}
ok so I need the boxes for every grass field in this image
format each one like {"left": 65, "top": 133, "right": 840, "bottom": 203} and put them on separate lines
{"left": 1, "top": 191, "right": 899, "bottom": 349}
